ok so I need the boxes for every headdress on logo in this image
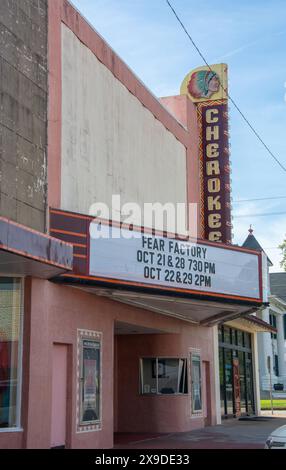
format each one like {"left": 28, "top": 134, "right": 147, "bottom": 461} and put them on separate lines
{"left": 187, "top": 70, "right": 218, "bottom": 99}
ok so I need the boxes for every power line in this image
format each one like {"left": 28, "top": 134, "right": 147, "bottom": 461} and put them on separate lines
{"left": 233, "top": 196, "right": 286, "bottom": 203}
{"left": 165, "top": 0, "right": 286, "bottom": 174}
{"left": 233, "top": 211, "right": 286, "bottom": 218}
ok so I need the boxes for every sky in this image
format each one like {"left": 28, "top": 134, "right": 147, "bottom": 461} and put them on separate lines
{"left": 71, "top": 0, "right": 286, "bottom": 272}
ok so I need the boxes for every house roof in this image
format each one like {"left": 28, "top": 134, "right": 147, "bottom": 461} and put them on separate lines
{"left": 270, "top": 272, "right": 286, "bottom": 303}
{"left": 241, "top": 230, "right": 273, "bottom": 266}
{"left": 225, "top": 314, "right": 277, "bottom": 333}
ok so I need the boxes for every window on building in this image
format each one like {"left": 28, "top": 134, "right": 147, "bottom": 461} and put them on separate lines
{"left": 274, "top": 355, "right": 279, "bottom": 377}
{"left": 270, "top": 314, "right": 277, "bottom": 339}
{"left": 244, "top": 333, "right": 251, "bottom": 349}
{"left": 223, "top": 326, "right": 231, "bottom": 344}
{"left": 233, "top": 329, "right": 238, "bottom": 346}
{"left": 140, "top": 358, "right": 188, "bottom": 395}
{"left": 284, "top": 314, "right": 286, "bottom": 340}
{"left": 230, "top": 328, "right": 236, "bottom": 345}
{"left": 79, "top": 338, "right": 101, "bottom": 424}
{"left": 237, "top": 330, "right": 244, "bottom": 347}
{"left": 191, "top": 353, "right": 202, "bottom": 413}
{"left": 0, "top": 277, "right": 23, "bottom": 429}
{"left": 218, "top": 326, "right": 223, "bottom": 343}
{"left": 219, "top": 348, "right": 226, "bottom": 416}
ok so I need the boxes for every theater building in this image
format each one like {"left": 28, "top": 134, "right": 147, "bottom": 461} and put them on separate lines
{"left": 0, "top": 0, "right": 274, "bottom": 448}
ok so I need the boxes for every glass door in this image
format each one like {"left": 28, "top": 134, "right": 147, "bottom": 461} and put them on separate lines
{"left": 238, "top": 351, "right": 246, "bottom": 414}
{"left": 224, "top": 349, "right": 234, "bottom": 416}
{"left": 245, "top": 353, "right": 255, "bottom": 414}
{"left": 219, "top": 347, "right": 226, "bottom": 416}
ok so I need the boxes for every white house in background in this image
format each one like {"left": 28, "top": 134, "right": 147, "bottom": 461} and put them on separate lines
{"left": 242, "top": 228, "right": 286, "bottom": 393}
{"left": 268, "top": 273, "right": 286, "bottom": 389}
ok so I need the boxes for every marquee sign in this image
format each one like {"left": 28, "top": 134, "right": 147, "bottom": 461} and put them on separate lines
{"left": 49, "top": 210, "right": 262, "bottom": 304}
{"left": 181, "top": 63, "right": 232, "bottom": 244}
{"left": 88, "top": 222, "right": 261, "bottom": 302}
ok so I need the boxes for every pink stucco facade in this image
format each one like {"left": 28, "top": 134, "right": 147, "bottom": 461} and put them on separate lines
{"left": 115, "top": 332, "right": 215, "bottom": 433}
{"left": 0, "top": 278, "right": 216, "bottom": 449}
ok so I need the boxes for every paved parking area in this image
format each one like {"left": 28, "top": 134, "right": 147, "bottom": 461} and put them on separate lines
{"left": 114, "top": 417, "right": 286, "bottom": 449}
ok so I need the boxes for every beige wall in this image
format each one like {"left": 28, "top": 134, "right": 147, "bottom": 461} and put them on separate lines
{"left": 61, "top": 25, "right": 187, "bottom": 229}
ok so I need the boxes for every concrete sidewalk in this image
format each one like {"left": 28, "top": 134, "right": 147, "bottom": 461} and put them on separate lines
{"left": 114, "top": 417, "right": 286, "bottom": 449}
{"left": 261, "top": 410, "right": 286, "bottom": 418}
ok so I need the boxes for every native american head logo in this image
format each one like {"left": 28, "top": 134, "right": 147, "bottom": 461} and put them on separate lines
{"left": 187, "top": 70, "right": 220, "bottom": 100}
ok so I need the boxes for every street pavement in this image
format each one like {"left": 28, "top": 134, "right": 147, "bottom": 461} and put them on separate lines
{"left": 114, "top": 416, "right": 286, "bottom": 449}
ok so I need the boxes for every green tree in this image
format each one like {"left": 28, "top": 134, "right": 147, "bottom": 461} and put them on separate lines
{"left": 279, "top": 237, "right": 286, "bottom": 270}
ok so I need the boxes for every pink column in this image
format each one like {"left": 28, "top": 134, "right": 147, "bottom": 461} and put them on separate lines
{"left": 51, "top": 344, "right": 68, "bottom": 447}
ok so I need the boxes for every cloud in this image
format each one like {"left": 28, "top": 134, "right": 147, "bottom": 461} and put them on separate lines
{"left": 215, "top": 27, "right": 286, "bottom": 61}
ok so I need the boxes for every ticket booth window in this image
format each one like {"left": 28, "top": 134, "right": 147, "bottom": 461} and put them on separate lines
{"left": 0, "top": 277, "right": 23, "bottom": 429}
{"left": 140, "top": 358, "right": 188, "bottom": 395}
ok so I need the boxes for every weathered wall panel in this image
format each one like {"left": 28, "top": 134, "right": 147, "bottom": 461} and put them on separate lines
{"left": 61, "top": 25, "right": 187, "bottom": 231}
{"left": 0, "top": 0, "right": 48, "bottom": 232}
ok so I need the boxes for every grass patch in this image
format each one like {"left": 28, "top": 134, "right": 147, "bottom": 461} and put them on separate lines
{"left": 261, "top": 400, "right": 286, "bottom": 410}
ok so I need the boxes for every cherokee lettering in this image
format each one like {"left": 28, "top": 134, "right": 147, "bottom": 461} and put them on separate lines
{"left": 206, "top": 160, "right": 220, "bottom": 176}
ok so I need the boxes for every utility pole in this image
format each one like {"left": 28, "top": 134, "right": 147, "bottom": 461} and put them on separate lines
{"left": 267, "top": 355, "right": 274, "bottom": 415}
